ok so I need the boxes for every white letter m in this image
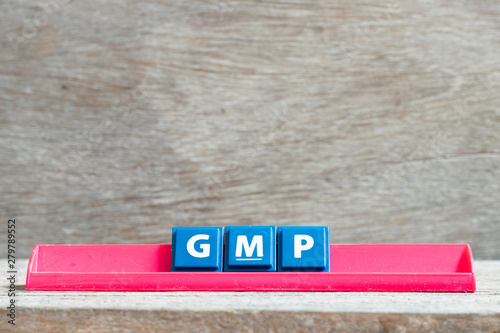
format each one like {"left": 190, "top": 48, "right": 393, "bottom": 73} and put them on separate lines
{"left": 235, "top": 235, "right": 263, "bottom": 259}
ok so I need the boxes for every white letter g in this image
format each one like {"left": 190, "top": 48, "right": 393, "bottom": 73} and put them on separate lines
{"left": 187, "top": 234, "right": 210, "bottom": 258}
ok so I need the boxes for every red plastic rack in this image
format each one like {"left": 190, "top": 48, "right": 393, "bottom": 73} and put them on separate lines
{"left": 26, "top": 244, "right": 476, "bottom": 292}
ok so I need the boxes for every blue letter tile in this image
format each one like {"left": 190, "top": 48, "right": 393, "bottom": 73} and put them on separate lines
{"left": 224, "top": 226, "right": 276, "bottom": 272}
{"left": 171, "top": 227, "right": 223, "bottom": 272}
{"left": 278, "top": 226, "right": 330, "bottom": 272}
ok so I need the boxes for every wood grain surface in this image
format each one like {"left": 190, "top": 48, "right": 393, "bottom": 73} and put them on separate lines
{"left": 1, "top": 260, "right": 500, "bottom": 332}
{"left": 0, "top": 0, "right": 499, "bottom": 258}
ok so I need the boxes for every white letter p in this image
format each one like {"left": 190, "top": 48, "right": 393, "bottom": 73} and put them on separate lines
{"left": 294, "top": 235, "right": 314, "bottom": 258}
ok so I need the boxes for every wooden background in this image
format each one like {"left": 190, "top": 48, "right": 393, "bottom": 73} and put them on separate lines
{"left": 1, "top": 0, "right": 499, "bottom": 259}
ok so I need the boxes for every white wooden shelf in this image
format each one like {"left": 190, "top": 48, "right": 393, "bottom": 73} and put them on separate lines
{"left": 2, "top": 260, "right": 499, "bottom": 332}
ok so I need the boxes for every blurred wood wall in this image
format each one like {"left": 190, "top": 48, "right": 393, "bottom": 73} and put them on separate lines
{"left": 1, "top": 0, "right": 499, "bottom": 258}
